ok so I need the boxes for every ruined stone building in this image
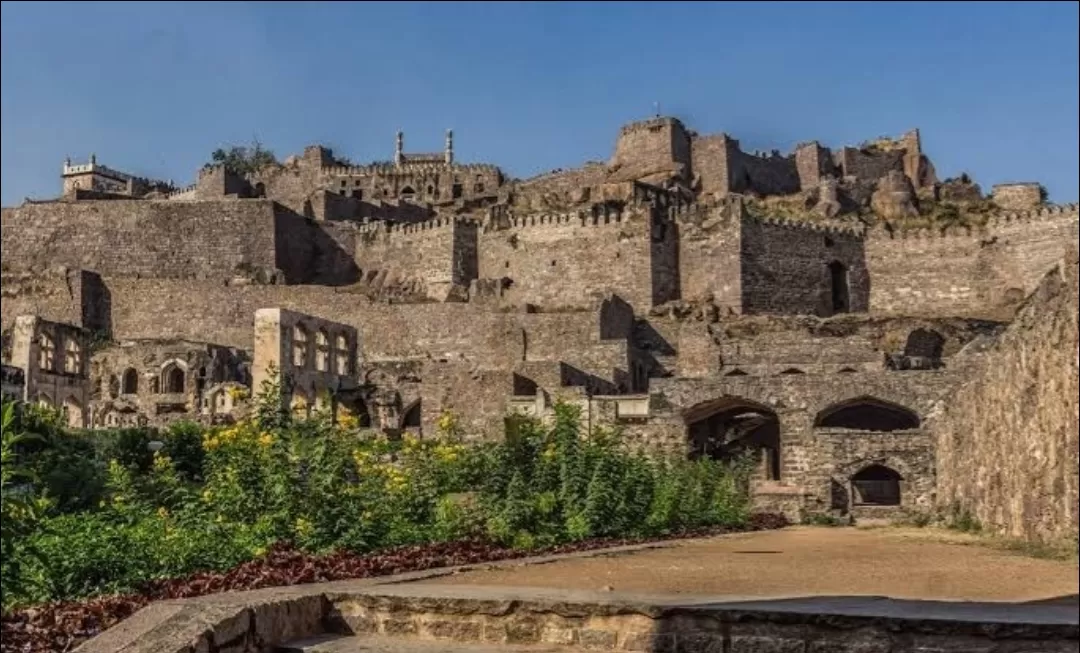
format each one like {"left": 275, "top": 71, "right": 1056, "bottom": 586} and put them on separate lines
{"left": 2, "top": 116, "right": 1077, "bottom": 529}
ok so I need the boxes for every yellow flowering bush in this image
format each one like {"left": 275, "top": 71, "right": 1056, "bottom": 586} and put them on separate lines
{"left": 2, "top": 382, "right": 754, "bottom": 609}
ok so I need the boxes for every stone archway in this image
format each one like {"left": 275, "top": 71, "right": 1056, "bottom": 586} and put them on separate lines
{"left": 683, "top": 396, "right": 781, "bottom": 481}
{"left": 831, "top": 456, "right": 918, "bottom": 513}
{"left": 814, "top": 396, "right": 921, "bottom": 432}
{"left": 851, "top": 464, "right": 903, "bottom": 506}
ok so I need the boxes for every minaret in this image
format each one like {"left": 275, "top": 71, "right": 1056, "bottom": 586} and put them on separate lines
{"left": 394, "top": 130, "right": 404, "bottom": 165}
{"left": 444, "top": 129, "right": 454, "bottom": 165}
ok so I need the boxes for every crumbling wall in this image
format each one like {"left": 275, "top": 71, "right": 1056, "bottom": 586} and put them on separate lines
{"left": 355, "top": 218, "right": 478, "bottom": 302}
{"left": 419, "top": 362, "right": 515, "bottom": 441}
{"left": 691, "top": 135, "right": 800, "bottom": 198}
{"left": 727, "top": 149, "right": 801, "bottom": 197}
{"left": 690, "top": 135, "right": 731, "bottom": 197}
{"left": 1, "top": 268, "right": 108, "bottom": 333}
{"left": 866, "top": 205, "right": 1079, "bottom": 318}
{"left": 477, "top": 208, "right": 657, "bottom": 311}
{"left": 740, "top": 218, "right": 869, "bottom": 316}
{"left": 932, "top": 246, "right": 1079, "bottom": 544}
{"left": 514, "top": 164, "right": 609, "bottom": 211}
{"left": 794, "top": 142, "right": 835, "bottom": 190}
{"left": 991, "top": 183, "right": 1043, "bottom": 210}
{"left": 837, "top": 147, "right": 906, "bottom": 183}
{"left": 676, "top": 202, "right": 742, "bottom": 311}
{"left": 609, "top": 118, "right": 691, "bottom": 182}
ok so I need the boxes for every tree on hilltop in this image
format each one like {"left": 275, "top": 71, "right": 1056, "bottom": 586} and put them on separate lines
{"left": 204, "top": 138, "right": 279, "bottom": 175}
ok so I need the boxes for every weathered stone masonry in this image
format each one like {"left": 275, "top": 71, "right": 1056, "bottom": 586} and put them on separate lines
{"left": 2, "top": 115, "right": 1077, "bottom": 533}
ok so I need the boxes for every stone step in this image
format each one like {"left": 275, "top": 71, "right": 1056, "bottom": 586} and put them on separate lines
{"left": 277, "top": 634, "right": 586, "bottom": 653}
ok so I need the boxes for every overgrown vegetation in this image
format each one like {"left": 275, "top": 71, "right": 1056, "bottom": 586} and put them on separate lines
{"left": 0, "top": 378, "right": 757, "bottom": 613}
{"left": 204, "top": 138, "right": 279, "bottom": 176}
{"left": 801, "top": 512, "right": 849, "bottom": 527}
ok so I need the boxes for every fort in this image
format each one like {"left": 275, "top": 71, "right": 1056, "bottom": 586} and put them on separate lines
{"left": 1, "top": 115, "right": 1077, "bottom": 538}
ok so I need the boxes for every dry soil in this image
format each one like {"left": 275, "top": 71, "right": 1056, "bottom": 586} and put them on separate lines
{"left": 427, "top": 526, "right": 1079, "bottom": 603}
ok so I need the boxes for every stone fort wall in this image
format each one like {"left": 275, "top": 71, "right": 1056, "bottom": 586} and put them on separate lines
{"left": 0, "top": 199, "right": 358, "bottom": 286}
{"left": 356, "top": 218, "right": 479, "bottom": 302}
{"left": 865, "top": 204, "right": 1079, "bottom": 319}
{"left": 931, "top": 246, "right": 1079, "bottom": 545}
{"left": 1, "top": 274, "right": 637, "bottom": 370}
{"left": 478, "top": 205, "right": 678, "bottom": 311}
{"left": 740, "top": 217, "right": 868, "bottom": 316}
{"left": 0, "top": 268, "right": 110, "bottom": 335}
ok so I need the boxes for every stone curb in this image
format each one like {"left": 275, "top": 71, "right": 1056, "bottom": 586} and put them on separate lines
{"left": 72, "top": 532, "right": 755, "bottom": 653}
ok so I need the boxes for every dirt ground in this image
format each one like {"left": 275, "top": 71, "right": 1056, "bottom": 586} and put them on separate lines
{"left": 426, "top": 526, "right": 1079, "bottom": 602}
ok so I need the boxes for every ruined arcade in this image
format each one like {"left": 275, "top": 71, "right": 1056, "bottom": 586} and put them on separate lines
{"left": 2, "top": 116, "right": 1077, "bottom": 528}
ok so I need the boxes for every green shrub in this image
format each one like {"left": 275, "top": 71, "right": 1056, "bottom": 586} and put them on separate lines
{"left": 802, "top": 512, "right": 848, "bottom": 527}
{"left": 1, "top": 394, "right": 757, "bottom": 609}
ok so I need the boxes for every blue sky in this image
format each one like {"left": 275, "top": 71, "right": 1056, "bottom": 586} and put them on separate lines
{"left": 2, "top": 1, "right": 1078, "bottom": 206}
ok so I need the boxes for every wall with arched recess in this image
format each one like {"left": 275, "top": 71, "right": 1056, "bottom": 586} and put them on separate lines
{"left": 630, "top": 370, "right": 952, "bottom": 514}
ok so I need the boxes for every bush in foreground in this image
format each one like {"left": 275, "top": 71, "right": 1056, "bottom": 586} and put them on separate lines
{"left": 1, "top": 388, "right": 757, "bottom": 612}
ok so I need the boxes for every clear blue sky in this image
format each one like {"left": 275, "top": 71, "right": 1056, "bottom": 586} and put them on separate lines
{"left": 2, "top": 1, "right": 1078, "bottom": 207}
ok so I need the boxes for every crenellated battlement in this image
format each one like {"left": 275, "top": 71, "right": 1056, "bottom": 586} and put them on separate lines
{"left": 617, "top": 116, "right": 686, "bottom": 136}
{"left": 358, "top": 216, "right": 481, "bottom": 238}
{"left": 320, "top": 162, "right": 503, "bottom": 177}
{"left": 491, "top": 203, "right": 654, "bottom": 233}
{"left": 867, "top": 203, "right": 1079, "bottom": 241}
{"left": 166, "top": 184, "right": 199, "bottom": 200}
{"left": 746, "top": 213, "right": 868, "bottom": 237}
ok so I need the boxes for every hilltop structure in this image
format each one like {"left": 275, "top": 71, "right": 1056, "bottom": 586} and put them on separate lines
{"left": 2, "top": 116, "right": 1076, "bottom": 530}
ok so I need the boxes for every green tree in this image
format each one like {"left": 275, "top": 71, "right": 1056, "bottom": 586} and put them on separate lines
{"left": 206, "top": 139, "right": 279, "bottom": 176}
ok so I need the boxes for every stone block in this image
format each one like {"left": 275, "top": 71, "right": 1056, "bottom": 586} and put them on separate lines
{"left": 578, "top": 628, "right": 619, "bottom": 649}
{"left": 424, "top": 618, "right": 482, "bottom": 641}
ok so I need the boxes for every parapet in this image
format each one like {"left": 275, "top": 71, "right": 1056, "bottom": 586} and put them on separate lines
{"left": 991, "top": 182, "right": 1043, "bottom": 211}
{"left": 357, "top": 215, "right": 481, "bottom": 238}
{"left": 744, "top": 213, "right": 868, "bottom": 237}
{"left": 617, "top": 116, "right": 687, "bottom": 136}
{"left": 319, "top": 161, "right": 503, "bottom": 177}
{"left": 866, "top": 202, "right": 1078, "bottom": 240}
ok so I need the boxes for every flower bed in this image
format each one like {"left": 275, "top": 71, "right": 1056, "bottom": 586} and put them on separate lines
{"left": 2, "top": 382, "right": 779, "bottom": 653}
{"left": 0, "top": 513, "right": 788, "bottom": 653}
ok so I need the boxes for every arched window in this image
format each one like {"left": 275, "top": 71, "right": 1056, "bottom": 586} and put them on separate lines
{"left": 163, "top": 364, "right": 185, "bottom": 394}
{"left": 315, "top": 330, "right": 330, "bottom": 372}
{"left": 815, "top": 397, "right": 920, "bottom": 432}
{"left": 38, "top": 333, "right": 56, "bottom": 372}
{"left": 122, "top": 368, "right": 139, "bottom": 394}
{"left": 851, "top": 465, "right": 903, "bottom": 506}
{"left": 779, "top": 368, "right": 805, "bottom": 375}
{"left": 904, "top": 329, "right": 945, "bottom": 359}
{"left": 254, "top": 182, "right": 266, "bottom": 198}
{"left": 402, "top": 401, "right": 422, "bottom": 429}
{"left": 334, "top": 334, "right": 350, "bottom": 375}
{"left": 64, "top": 339, "right": 82, "bottom": 375}
{"left": 400, "top": 186, "right": 416, "bottom": 200}
{"left": 292, "top": 325, "right": 309, "bottom": 368}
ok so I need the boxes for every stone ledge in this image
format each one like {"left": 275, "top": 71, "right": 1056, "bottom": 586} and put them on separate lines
{"left": 75, "top": 582, "right": 1079, "bottom": 653}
